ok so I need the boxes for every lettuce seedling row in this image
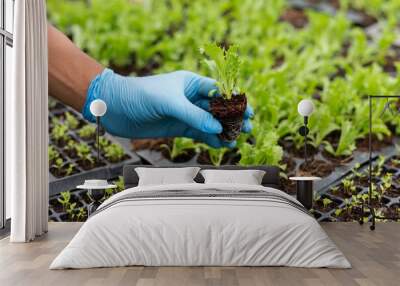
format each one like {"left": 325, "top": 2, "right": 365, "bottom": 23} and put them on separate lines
{"left": 48, "top": 98, "right": 141, "bottom": 196}
{"left": 312, "top": 150, "right": 400, "bottom": 222}
{"left": 49, "top": 176, "right": 125, "bottom": 222}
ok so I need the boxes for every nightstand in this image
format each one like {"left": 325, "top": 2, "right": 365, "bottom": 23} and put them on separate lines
{"left": 289, "top": 177, "right": 321, "bottom": 210}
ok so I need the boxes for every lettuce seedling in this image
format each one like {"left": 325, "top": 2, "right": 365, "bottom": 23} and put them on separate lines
{"left": 198, "top": 143, "right": 229, "bottom": 166}
{"left": 78, "top": 124, "right": 96, "bottom": 139}
{"left": 380, "top": 173, "right": 393, "bottom": 194}
{"left": 104, "top": 143, "right": 125, "bottom": 162}
{"left": 321, "top": 197, "right": 333, "bottom": 209}
{"left": 324, "top": 120, "right": 357, "bottom": 157}
{"left": 207, "top": 147, "right": 229, "bottom": 166}
{"left": 96, "top": 137, "right": 110, "bottom": 152}
{"left": 342, "top": 178, "right": 357, "bottom": 197}
{"left": 200, "top": 43, "right": 247, "bottom": 141}
{"left": 51, "top": 122, "right": 69, "bottom": 143}
{"left": 75, "top": 207, "right": 87, "bottom": 222}
{"left": 48, "top": 146, "right": 60, "bottom": 163}
{"left": 52, "top": 158, "right": 64, "bottom": 174}
{"left": 161, "top": 138, "right": 197, "bottom": 161}
{"left": 239, "top": 121, "right": 283, "bottom": 166}
{"left": 200, "top": 43, "right": 242, "bottom": 99}
{"left": 65, "top": 163, "right": 76, "bottom": 176}
{"left": 58, "top": 191, "right": 71, "bottom": 211}
{"left": 75, "top": 142, "right": 94, "bottom": 163}
{"left": 64, "top": 112, "right": 79, "bottom": 129}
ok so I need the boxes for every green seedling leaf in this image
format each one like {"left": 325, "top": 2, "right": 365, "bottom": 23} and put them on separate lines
{"left": 201, "top": 43, "right": 242, "bottom": 99}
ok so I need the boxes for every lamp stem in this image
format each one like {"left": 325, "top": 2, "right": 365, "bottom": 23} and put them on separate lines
{"left": 96, "top": 116, "right": 100, "bottom": 163}
{"left": 304, "top": 116, "right": 308, "bottom": 165}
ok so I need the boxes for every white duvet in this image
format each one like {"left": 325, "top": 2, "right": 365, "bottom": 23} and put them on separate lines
{"left": 50, "top": 183, "right": 351, "bottom": 269}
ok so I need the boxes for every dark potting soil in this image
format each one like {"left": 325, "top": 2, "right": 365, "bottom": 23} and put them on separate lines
{"left": 50, "top": 164, "right": 79, "bottom": 178}
{"left": 210, "top": 94, "right": 247, "bottom": 142}
{"left": 281, "top": 140, "right": 319, "bottom": 158}
{"left": 161, "top": 148, "right": 196, "bottom": 163}
{"left": 70, "top": 194, "right": 84, "bottom": 208}
{"left": 328, "top": 185, "right": 362, "bottom": 199}
{"left": 272, "top": 54, "right": 285, "bottom": 69}
{"left": 64, "top": 147, "right": 79, "bottom": 159}
{"left": 49, "top": 198, "right": 64, "bottom": 213}
{"left": 321, "top": 149, "right": 353, "bottom": 165}
{"left": 299, "top": 159, "right": 334, "bottom": 177}
{"left": 353, "top": 174, "right": 371, "bottom": 187}
{"left": 332, "top": 206, "right": 363, "bottom": 222}
{"left": 54, "top": 138, "right": 70, "bottom": 149}
{"left": 109, "top": 56, "right": 161, "bottom": 77}
{"left": 350, "top": 9, "right": 377, "bottom": 28}
{"left": 329, "top": 66, "right": 346, "bottom": 80}
{"left": 384, "top": 186, "right": 400, "bottom": 198}
{"left": 77, "top": 158, "right": 106, "bottom": 171}
{"left": 280, "top": 8, "right": 308, "bottom": 29}
{"left": 355, "top": 135, "right": 393, "bottom": 152}
{"left": 312, "top": 91, "right": 322, "bottom": 101}
{"left": 368, "top": 197, "right": 389, "bottom": 209}
{"left": 131, "top": 138, "right": 170, "bottom": 151}
{"left": 383, "top": 204, "right": 400, "bottom": 219}
{"left": 49, "top": 153, "right": 67, "bottom": 166}
{"left": 340, "top": 42, "right": 351, "bottom": 57}
{"left": 79, "top": 133, "right": 96, "bottom": 142}
{"left": 229, "top": 151, "right": 241, "bottom": 165}
{"left": 281, "top": 156, "right": 296, "bottom": 175}
{"left": 383, "top": 46, "right": 400, "bottom": 74}
{"left": 314, "top": 196, "right": 340, "bottom": 213}
{"left": 106, "top": 154, "right": 131, "bottom": 164}
{"left": 388, "top": 155, "right": 400, "bottom": 165}
{"left": 78, "top": 191, "right": 92, "bottom": 205}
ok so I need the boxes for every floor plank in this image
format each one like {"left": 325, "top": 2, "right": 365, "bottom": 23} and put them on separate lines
{"left": 0, "top": 222, "right": 399, "bottom": 286}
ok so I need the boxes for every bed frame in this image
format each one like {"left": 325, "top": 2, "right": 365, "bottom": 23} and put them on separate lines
{"left": 123, "top": 165, "right": 281, "bottom": 190}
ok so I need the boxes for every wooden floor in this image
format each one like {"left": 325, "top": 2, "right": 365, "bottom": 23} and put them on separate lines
{"left": 0, "top": 223, "right": 399, "bottom": 286}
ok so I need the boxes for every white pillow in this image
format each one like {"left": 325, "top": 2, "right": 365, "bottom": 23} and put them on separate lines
{"left": 200, "top": 169, "right": 266, "bottom": 185}
{"left": 135, "top": 167, "right": 200, "bottom": 186}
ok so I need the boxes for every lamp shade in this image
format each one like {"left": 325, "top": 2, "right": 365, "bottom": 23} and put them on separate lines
{"left": 90, "top": 99, "right": 107, "bottom": 117}
{"left": 297, "top": 99, "right": 314, "bottom": 117}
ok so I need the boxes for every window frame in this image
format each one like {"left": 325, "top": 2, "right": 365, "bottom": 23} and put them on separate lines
{"left": 0, "top": 0, "right": 13, "bottom": 232}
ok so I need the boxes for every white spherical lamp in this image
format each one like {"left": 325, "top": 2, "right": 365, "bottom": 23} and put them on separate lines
{"left": 297, "top": 99, "right": 315, "bottom": 117}
{"left": 90, "top": 99, "right": 107, "bottom": 117}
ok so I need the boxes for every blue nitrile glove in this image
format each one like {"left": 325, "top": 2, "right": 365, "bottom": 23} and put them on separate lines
{"left": 82, "top": 68, "right": 253, "bottom": 148}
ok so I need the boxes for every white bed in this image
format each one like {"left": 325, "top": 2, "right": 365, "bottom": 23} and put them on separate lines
{"left": 50, "top": 183, "right": 351, "bottom": 269}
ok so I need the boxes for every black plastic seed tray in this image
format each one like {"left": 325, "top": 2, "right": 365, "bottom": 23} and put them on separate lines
{"left": 314, "top": 152, "right": 400, "bottom": 222}
{"left": 49, "top": 99, "right": 141, "bottom": 196}
{"left": 49, "top": 188, "right": 90, "bottom": 222}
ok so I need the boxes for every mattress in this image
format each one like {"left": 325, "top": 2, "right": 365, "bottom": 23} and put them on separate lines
{"left": 50, "top": 183, "right": 351, "bottom": 269}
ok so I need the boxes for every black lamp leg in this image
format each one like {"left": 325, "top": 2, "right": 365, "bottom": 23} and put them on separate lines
{"left": 96, "top": 116, "right": 100, "bottom": 163}
{"left": 303, "top": 116, "right": 308, "bottom": 165}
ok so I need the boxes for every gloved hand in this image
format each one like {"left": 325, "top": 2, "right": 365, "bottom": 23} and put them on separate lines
{"left": 82, "top": 68, "right": 253, "bottom": 148}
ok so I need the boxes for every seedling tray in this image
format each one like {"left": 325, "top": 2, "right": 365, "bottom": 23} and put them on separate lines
{"left": 49, "top": 99, "right": 141, "bottom": 196}
{"left": 312, "top": 152, "right": 400, "bottom": 222}
{"left": 49, "top": 188, "right": 90, "bottom": 222}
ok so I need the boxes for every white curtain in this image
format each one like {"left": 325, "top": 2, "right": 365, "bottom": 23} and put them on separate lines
{"left": 7, "top": 0, "right": 48, "bottom": 242}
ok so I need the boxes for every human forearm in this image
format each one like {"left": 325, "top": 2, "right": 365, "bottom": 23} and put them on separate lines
{"left": 48, "top": 24, "right": 104, "bottom": 111}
